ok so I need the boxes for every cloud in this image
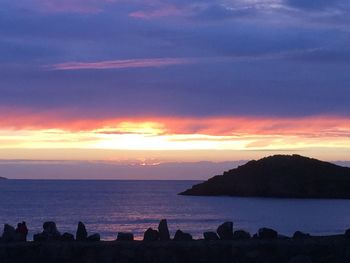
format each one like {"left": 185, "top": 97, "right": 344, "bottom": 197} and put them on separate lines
{"left": 11, "top": 0, "right": 114, "bottom": 13}
{"left": 285, "top": 0, "right": 341, "bottom": 10}
{"left": 0, "top": 107, "right": 350, "bottom": 140}
{"left": 291, "top": 48, "right": 350, "bottom": 63}
{"left": 48, "top": 57, "right": 196, "bottom": 70}
{"left": 129, "top": 4, "right": 189, "bottom": 19}
{"left": 1, "top": 0, "right": 350, "bottom": 120}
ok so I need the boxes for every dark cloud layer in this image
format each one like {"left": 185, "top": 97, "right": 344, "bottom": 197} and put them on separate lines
{"left": 1, "top": 0, "right": 350, "bottom": 119}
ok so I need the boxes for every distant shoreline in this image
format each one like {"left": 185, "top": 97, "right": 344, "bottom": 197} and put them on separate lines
{"left": 0, "top": 178, "right": 201, "bottom": 181}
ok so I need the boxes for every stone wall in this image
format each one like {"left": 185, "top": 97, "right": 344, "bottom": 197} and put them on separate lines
{"left": 0, "top": 237, "right": 349, "bottom": 263}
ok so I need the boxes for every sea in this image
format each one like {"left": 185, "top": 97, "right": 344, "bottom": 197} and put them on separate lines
{"left": 0, "top": 180, "right": 350, "bottom": 240}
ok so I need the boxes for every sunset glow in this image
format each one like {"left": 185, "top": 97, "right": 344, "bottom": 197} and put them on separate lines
{"left": 1, "top": 113, "right": 349, "bottom": 161}
{"left": 1, "top": 0, "right": 350, "bottom": 177}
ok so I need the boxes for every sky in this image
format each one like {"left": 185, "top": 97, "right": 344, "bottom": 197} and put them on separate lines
{"left": 1, "top": 0, "right": 350, "bottom": 178}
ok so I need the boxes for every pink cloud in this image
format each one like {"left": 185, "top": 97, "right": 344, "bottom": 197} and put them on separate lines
{"left": 0, "top": 106, "right": 350, "bottom": 141}
{"left": 34, "top": 0, "right": 112, "bottom": 13}
{"left": 49, "top": 57, "right": 196, "bottom": 70}
{"left": 129, "top": 5, "right": 187, "bottom": 19}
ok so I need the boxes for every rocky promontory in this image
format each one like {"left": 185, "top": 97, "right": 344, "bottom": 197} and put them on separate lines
{"left": 180, "top": 155, "right": 350, "bottom": 198}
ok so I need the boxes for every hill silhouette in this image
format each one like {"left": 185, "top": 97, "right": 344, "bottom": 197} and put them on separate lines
{"left": 180, "top": 155, "right": 350, "bottom": 198}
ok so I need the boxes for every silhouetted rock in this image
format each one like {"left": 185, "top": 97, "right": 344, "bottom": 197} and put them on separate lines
{"left": 2, "top": 224, "right": 18, "bottom": 242}
{"left": 287, "top": 255, "right": 313, "bottom": 263}
{"left": 233, "top": 230, "right": 251, "bottom": 240}
{"left": 34, "top": 221, "right": 61, "bottom": 241}
{"left": 173, "top": 230, "right": 193, "bottom": 241}
{"left": 217, "top": 222, "right": 233, "bottom": 240}
{"left": 180, "top": 155, "right": 350, "bottom": 198}
{"left": 203, "top": 232, "right": 219, "bottom": 241}
{"left": 258, "top": 228, "right": 278, "bottom": 239}
{"left": 43, "top": 221, "right": 61, "bottom": 239}
{"left": 143, "top": 228, "right": 159, "bottom": 241}
{"left": 76, "top": 221, "right": 87, "bottom": 241}
{"left": 345, "top": 229, "right": 350, "bottom": 239}
{"left": 15, "top": 222, "right": 28, "bottom": 242}
{"left": 158, "top": 219, "right": 170, "bottom": 241}
{"left": 61, "top": 233, "right": 75, "bottom": 241}
{"left": 293, "top": 231, "right": 311, "bottom": 239}
{"left": 87, "top": 233, "right": 100, "bottom": 242}
{"left": 117, "top": 232, "right": 134, "bottom": 241}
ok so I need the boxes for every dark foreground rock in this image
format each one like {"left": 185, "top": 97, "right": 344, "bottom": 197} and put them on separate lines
{"left": 158, "top": 219, "right": 170, "bottom": 241}
{"left": 217, "top": 222, "right": 234, "bottom": 240}
{"left": 76, "top": 222, "right": 87, "bottom": 241}
{"left": 180, "top": 155, "right": 350, "bottom": 198}
{"left": 143, "top": 228, "right": 159, "bottom": 241}
{"left": 173, "top": 230, "right": 193, "bottom": 241}
{"left": 2, "top": 224, "right": 19, "bottom": 242}
{"left": 344, "top": 229, "right": 350, "bottom": 239}
{"left": 293, "top": 231, "right": 311, "bottom": 240}
{"left": 0, "top": 236, "right": 350, "bottom": 263}
{"left": 258, "top": 228, "right": 278, "bottom": 239}
{"left": 33, "top": 222, "right": 61, "bottom": 242}
{"left": 233, "top": 230, "right": 251, "bottom": 240}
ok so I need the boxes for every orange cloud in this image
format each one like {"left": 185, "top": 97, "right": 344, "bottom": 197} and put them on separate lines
{"left": 0, "top": 107, "right": 349, "bottom": 139}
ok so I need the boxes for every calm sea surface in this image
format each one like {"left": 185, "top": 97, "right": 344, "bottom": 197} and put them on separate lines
{"left": 0, "top": 180, "right": 350, "bottom": 240}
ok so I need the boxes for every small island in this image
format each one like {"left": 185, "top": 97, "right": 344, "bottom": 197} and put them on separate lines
{"left": 180, "top": 155, "right": 350, "bottom": 198}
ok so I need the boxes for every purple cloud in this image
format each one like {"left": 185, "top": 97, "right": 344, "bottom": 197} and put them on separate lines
{"left": 48, "top": 57, "right": 196, "bottom": 70}
{"left": 0, "top": 0, "right": 350, "bottom": 119}
{"left": 28, "top": 0, "right": 111, "bottom": 13}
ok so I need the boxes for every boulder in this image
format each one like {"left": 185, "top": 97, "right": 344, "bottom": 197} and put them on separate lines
{"left": 15, "top": 222, "right": 28, "bottom": 242}
{"left": 2, "top": 224, "right": 18, "bottom": 242}
{"left": 33, "top": 221, "right": 61, "bottom": 242}
{"left": 61, "top": 233, "right": 75, "bottom": 242}
{"left": 257, "top": 228, "right": 278, "bottom": 239}
{"left": 203, "top": 232, "right": 219, "bottom": 241}
{"left": 217, "top": 222, "right": 234, "bottom": 240}
{"left": 173, "top": 230, "right": 193, "bottom": 241}
{"left": 233, "top": 230, "right": 251, "bottom": 240}
{"left": 117, "top": 232, "right": 134, "bottom": 241}
{"left": 76, "top": 222, "right": 88, "bottom": 241}
{"left": 87, "top": 233, "right": 100, "bottom": 242}
{"left": 293, "top": 231, "right": 311, "bottom": 239}
{"left": 143, "top": 228, "right": 159, "bottom": 241}
{"left": 43, "top": 221, "right": 61, "bottom": 240}
{"left": 158, "top": 219, "right": 170, "bottom": 241}
{"left": 345, "top": 229, "right": 350, "bottom": 239}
